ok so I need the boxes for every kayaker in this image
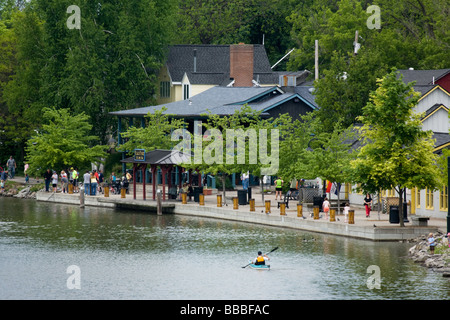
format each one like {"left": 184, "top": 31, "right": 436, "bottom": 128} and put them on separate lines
{"left": 252, "top": 251, "right": 270, "bottom": 265}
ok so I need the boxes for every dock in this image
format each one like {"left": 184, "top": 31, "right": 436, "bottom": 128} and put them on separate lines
{"left": 34, "top": 189, "right": 446, "bottom": 242}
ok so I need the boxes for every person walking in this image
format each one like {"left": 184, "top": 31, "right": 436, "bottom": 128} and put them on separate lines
{"left": 6, "top": 156, "right": 16, "bottom": 179}
{"left": 364, "top": 193, "right": 372, "bottom": 218}
{"left": 274, "top": 177, "right": 284, "bottom": 200}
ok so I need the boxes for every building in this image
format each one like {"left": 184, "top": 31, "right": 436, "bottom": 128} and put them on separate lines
{"left": 156, "top": 43, "right": 310, "bottom": 104}
{"left": 343, "top": 69, "right": 450, "bottom": 218}
{"left": 111, "top": 43, "right": 317, "bottom": 189}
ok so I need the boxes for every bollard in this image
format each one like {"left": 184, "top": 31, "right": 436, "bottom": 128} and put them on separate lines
{"left": 265, "top": 200, "right": 271, "bottom": 214}
{"left": 233, "top": 197, "right": 239, "bottom": 210}
{"left": 297, "top": 204, "right": 303, "bottom": 217}
{"left": 104, "top": 185, "right": 109, "bottom": 197}
{"left": 330, "top": 209, "right": 336, "bottom": 222}
{"left": 68, "top": 183, "right": 73, "bottom": 194}
{"left": 280, "top": 203, "right": 286, "bottom": 215}
{"left": 249, "top": 198, "right": 255, "bottom": 212}
{"left": 80, "top": 186, "right": 85, "bottom": 208}
{"left": 348, "top": 209, "right": 355, "bottom": 224}
{"left": 121, "top": 187, "right": 126, "bottom": 198}
{"left": 217, "top": 194, "right": 222, "bottom": 207}
{"left": 199, "top": 194, "right": 204, "bottom": 206}
{"left": 182, "top": 192, "right": 187, "bottom": 204}
{"left": 156, "top": 189, "right": 162, "bottom": 215}
{"left": 313, "top": 205, "right": 320, "bottom": 220}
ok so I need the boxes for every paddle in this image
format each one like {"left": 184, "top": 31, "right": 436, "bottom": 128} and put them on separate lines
{"left": 242, "top": 247, "right": 279, "bottom": 268}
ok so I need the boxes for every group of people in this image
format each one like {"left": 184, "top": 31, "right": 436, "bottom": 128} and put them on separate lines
{"left": 43, "top": 167, "right": 82, "bottom": 193}
{"left": 42, "top": 167, "right": 107, "bottom": 196}
{"left": 82, "top": 169, "right": 106, "bottom": 196}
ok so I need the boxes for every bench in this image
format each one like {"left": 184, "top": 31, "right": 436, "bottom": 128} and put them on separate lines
{"left": 411, "top": 216, "right": 430, "bottom": 227}
{"left": 278, "top": 193, "right": 290, "bottom": 209}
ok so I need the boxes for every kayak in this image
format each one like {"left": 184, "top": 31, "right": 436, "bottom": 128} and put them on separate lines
{"left": 248, "top": 260, "right": 270, "bottom": 270}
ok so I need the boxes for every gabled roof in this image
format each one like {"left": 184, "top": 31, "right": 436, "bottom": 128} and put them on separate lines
{"left": 397, "top": 68, "right": 450, "bottom": 86}
{"left": 421, "top": 103, "right": 449, "bottom": 121}
{"left": 110, "top": 85, "right": 318, "bottom": 118}
{"left": 166, "top": 44, "right": 278, "bottom": 85}
{"left": 432, "top": 132, "right": 450, "bottom": 153}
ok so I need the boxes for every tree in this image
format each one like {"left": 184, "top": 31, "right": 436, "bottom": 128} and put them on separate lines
{"left": 278, "top": 111, "right": 355, "bottom": 210}
{"left": 117, "top": 107, "right": 187, "bottom": 155}
{"left": 25, "top": 107, "right": 108, "bottom": 175}
{"left": 173, "top": 105, "right": 286, "bottom": 205}
{"left": 350, "top": 69, "right": 441, "bottom": 227}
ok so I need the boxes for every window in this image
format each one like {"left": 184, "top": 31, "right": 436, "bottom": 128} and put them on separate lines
{"left": 440, "top": 186, "right": 448, "bottom": 211}
{"left": 425, "top": 188, "right": 434, "bottom": 210}
{"left": 183, "top": 84, "right": 190, "bottom": 100}
{"left": 160, "top": 81, "right": 170, "bottom": 98}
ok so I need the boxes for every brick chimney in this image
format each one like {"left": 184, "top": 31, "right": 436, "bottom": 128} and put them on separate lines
{"left": 230, "top": 44, "right": 254, "bottom": 87}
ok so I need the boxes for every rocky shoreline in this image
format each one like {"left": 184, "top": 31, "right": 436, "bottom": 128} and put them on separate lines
{"left": 1, "top": 182, "right": 38, "bottom": 199}
{"left": 408, "top": 232, "right": 450, "bottom": 277}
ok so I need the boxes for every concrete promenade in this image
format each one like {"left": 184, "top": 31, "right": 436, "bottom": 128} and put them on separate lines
{"left": 33, "top": 184, "right": 448, "bottom": 242}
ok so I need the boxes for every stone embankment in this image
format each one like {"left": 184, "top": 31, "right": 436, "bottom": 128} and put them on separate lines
{"left": 408, "top": 232, "right": 450, "bottom": 277}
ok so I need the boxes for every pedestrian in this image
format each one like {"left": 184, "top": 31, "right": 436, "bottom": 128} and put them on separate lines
{"left": 0, "top": 179, "right": 4, "bottom": 193}
{"left": 51, "top": 170, "right": 58, "bottom": 192}
{"left": 6, "top": 156, "right": 16, "bottom": 179}
{"left": 83, "top": 171, "right": 91, "bottom": 195}
{"left": 241, "top": 172, "right": 249, "bottom": 191}
{"left": 1, "top": 169, "right": 7, "bottom": 183}
{"left": 60, "top": 170, "right": 68, "bottom": 193}
{"left": 24, "top": 162, "right": 29, "bottom": 176}
{"left": 343, "top": 202, "right": 350, "bottom": 223}
{"left": 274, "top": 177, "right": 283, "bottom": 200}
{"left": 98, "top": 169, "right": 104, "bottom": 194}
{"left": 72, "top": 168, "right": 79, "bottom": 193}
{"left": 322, "top": 197, "right": 330, "bottom": 220}
{"left": 364, "top": 193, "right": 372, "bottom": 218}
{"left": 90, "top": 172, "right": 98, "bottom": 196}
{"left": 43, "top": 169, "right": 52, "bottom": 192}
{"left": 428, "top": 233, "right": 436, "bottom": 254}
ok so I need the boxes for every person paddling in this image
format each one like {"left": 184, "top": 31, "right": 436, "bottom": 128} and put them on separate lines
{"left": 252, "top": 251, "right": 270, "bottom": 266}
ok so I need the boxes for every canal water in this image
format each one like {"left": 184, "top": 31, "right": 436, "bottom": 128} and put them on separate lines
{"left": 0, "top": 197, "right": 448, "bottom": 300}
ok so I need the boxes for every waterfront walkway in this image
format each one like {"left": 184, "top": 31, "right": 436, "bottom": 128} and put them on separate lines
{"left": 31, "top": 182, "right": 447, "bottom": 241}
{"left": 7, "top": 175, "right": 447, "bottom": 241}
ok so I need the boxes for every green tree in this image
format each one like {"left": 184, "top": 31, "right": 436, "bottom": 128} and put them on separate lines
{"left": 25, "top": 107, "right": 108, "bottom": 175}
{"left": 117, "top": 107, "right": 187, "bottom": 155}
{"left": 174, "top": 105, "right": 286, "bottom": 204}
{"left": 313, "top": 48, "right": 388, "bottom": 130}
{"left": 350, "top": 70, "right": 441, "bottom": 227}
{"left": 278, "top": 112, "right": 355, "bottom": 209}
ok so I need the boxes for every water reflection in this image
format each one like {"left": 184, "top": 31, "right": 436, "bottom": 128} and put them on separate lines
{"left": 0, "top": 197, "right": 448, "bottom": 300}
